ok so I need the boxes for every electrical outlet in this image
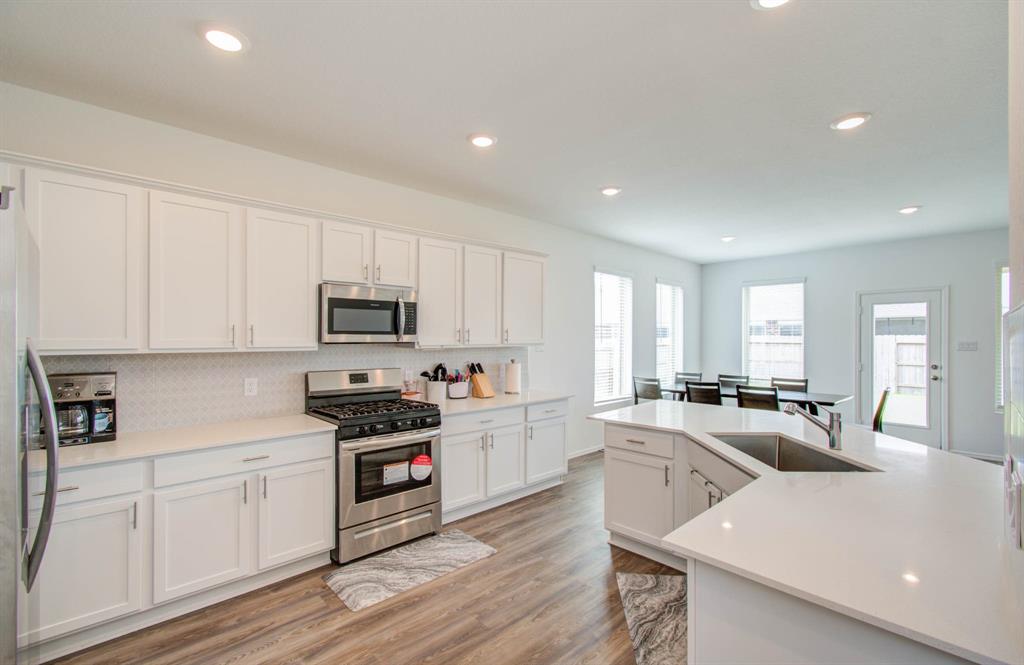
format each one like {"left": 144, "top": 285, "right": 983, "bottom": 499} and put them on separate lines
{"left": 244, "top": 377, "right": 258, "bottom": 397}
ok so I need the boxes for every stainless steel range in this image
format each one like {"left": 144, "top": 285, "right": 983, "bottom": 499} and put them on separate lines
{"left": 306, "top": 368, "right": 441, "bottom": 564}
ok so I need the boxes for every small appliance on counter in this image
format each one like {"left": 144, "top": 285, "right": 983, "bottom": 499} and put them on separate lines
{"left": 45, "top": 372, "right": 117, "bottom": 447}
{"left": 319, "top": 283, "right": 417, "bottom": 344}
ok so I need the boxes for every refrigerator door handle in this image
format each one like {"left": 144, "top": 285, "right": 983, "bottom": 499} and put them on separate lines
{"left": 23, "top": 339, "right": 59, "bottom": 591}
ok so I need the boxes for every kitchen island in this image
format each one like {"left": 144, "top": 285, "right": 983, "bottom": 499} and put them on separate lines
{"left": 590, "top": 400, "right": 1024, "bottom": 665}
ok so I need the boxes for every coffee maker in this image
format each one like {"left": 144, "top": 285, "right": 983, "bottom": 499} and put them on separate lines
{"left": 45, "top": 373, "right": 117, "bottom": 446}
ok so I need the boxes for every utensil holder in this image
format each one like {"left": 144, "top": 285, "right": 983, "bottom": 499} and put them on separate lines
{"left": 448, "top": 382, "right": 470, "bottom": 399}
{"left": 426, "top": 381, "right": 447, "bottom": 404}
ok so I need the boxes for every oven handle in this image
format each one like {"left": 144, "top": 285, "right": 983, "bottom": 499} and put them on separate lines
{"left": 341, "top": 428, "right": 441, "bottom": 452}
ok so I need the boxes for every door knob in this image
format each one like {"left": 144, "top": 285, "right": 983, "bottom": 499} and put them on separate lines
{"left": 930, "top": 375, "right": 940, "bottom": 381}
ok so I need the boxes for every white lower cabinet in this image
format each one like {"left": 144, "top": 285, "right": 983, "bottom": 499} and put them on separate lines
{"left": 526, "top": 418, "right": 567, "bottom": 484}
{"left": 19, "top": 497, "right": 142, "bottom": 645}
{"left": 257, "top": 460, "right": 334, "bottom": 570}
{"left": 442, "top": 431, "right": 487, "bottom": 511}
{"left": 153, "top": 476, "right": 253, "bottom": 604}
{"left": 604, "top": 448, "right": 674, "bottom": 546}
{"left": 485, "top": 424, "right": 526, "bottom": 497}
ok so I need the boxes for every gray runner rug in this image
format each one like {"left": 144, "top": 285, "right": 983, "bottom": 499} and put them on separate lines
{"left": 616, "top": 572, "right": 687, "bottom": 665}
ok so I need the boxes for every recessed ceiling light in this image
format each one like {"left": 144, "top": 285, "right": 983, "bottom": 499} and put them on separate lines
{"left": 898, "top": 205, "right": 922, "bottom": 215}
{"left": 721, "top": 235, "right": 737, "bottom": 243}
{"left": 202, "top": 27, "right": 248, "bottom": 53}
{"left": 830, "top": 112, "right": 872, "bottom": 131}
{"left": 468, "top": 134, "right": 497, "bottom": 148}
{"left": 902, "top": 572, "right": 920, "bottom": 584}
{"left": 750, "top": 0, "right": 790, "bottom": 9}
{"left": 721, "top": 521, "right": 733, "bottom": 529}
{"left": 600, "top": 186, "right": 622, "bottom": 197}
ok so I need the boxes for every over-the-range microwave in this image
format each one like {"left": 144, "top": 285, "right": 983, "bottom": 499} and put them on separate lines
{"left": 319, "top": 283, "right": 418, "bottom": 344}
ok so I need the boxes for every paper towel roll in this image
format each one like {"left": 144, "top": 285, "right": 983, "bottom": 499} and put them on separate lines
{"left": 505, "top": 361, "right": 522, "bottom": 394}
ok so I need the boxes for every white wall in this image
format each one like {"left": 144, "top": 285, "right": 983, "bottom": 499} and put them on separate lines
{"left": 0, "top": 82, "right": 702, "bottom": 456}
{"left": 701, "top": 228, "right": 1008, "bottom": 458}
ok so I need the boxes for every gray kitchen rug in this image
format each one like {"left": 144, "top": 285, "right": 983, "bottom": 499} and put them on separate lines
{"left": 323, "top": 530, "right": 496, "bottom": 611}
{"left": 616, "top": 573, "right": 687, "bottom": 665}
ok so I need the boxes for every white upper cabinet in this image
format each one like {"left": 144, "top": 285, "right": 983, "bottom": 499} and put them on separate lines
{"left": 149, "top": 192, "right": 242, "bottom": 350}
{"left": 245, "top": 208, "right": 318, "bottom": 349}
{"left": 417, "top": 238, "right": 463, "bottom": 346}
{"left": 322, "top": 219, "right": 372, "bottom": 285}
{"left": 502, "top": 252, "right": 545, "bottom": 345}
{"left": 463, "top": 245, "right": 503, "bottom": 346}
{"left": 373, "top": 229, "right": 417, "bottom": 288}
{"left": 27, "top": 168, "right": 143, "bottom": 352}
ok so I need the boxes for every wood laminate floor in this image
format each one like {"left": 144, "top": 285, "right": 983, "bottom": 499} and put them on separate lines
{"left": 56, "top": 452, "right": 676, "bottom": 665}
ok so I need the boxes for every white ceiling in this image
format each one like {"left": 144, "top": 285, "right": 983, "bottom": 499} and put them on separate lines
{"left": 0, "top": 1, "right": 1009, "bottom": 263}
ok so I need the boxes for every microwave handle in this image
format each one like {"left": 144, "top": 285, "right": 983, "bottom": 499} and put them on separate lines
{"left": 397, "top": 298, "right": 406, "bottom": 342}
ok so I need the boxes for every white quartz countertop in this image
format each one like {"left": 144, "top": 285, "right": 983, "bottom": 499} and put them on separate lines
{"left": 29, "top": 414, "right": 336, "bottom": 472}
{"left": 590, "top": 400, "right": 1024, "bottom": 665}
{"left": 437, "top": 390, "right": 571, "bottom": 416}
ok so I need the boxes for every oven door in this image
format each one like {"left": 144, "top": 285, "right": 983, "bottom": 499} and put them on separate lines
{"left": 320, "top": 283, "right": 416, "bottom": 343}
{"left": 339, "top": 429, "right": 441, "bottom": 529}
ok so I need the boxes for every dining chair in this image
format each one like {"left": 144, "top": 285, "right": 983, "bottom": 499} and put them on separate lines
{"left": 633, "top": 376, "right": 664, "bottom": 405}
{"left": 685, "top": 381, "right": 722, "bottom": 406}
{"left": 718, "top": 374, "right": 750, "bottom": 391}
{"left": 736, "top": 385, "right": 780, "bottom": 411}
{"left": 771, "top": 377, "right": 809, "bottom": 393}
{"left": 872, "top": 388, "right": 891, "bottom": 433}
{"left": 675, "top": 371, "right": 702, "bottom": 384}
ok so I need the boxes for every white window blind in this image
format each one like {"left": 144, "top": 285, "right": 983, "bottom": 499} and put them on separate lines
{"left": 656, "top": 282, "right": 684, "bottom": 386}
{"left": 997, "top": 264, "right": 1011, "bottom": 409}
{"left": 594, "top": 271, "right": 633, "bottom": 403}
{"left": 742, "top": 281, "right": 804, "bottom": 381}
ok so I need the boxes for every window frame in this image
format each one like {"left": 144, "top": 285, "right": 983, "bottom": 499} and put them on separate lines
{"left": 593, "top": 268, "right": 635, "bottom": 406}
{"left": 741, "top": 277, "right": 806, "bottom": 383}
{"left": 655, "top": 279, "right": 685, "bottom": 387}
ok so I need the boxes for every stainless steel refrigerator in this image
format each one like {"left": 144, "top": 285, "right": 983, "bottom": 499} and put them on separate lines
{"left": 1, "top": 164, "right": 60, "bottom": 664}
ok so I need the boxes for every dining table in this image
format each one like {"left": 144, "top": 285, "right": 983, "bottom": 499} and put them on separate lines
{"left": 660, "top": 383, "right": 853, "bottom": 415}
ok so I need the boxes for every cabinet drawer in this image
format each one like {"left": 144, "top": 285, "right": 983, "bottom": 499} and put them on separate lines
{"left": 28, "top": 461, "right": 143, "bottom": 510}
{"left": 441, "top": 407, "right": 525, "bottom": 436}
{"left": 154, "top": 433, "right": 334, "bottom": 488}
{"left": 686, "top": 439, "right": 756, "bottom": 496}
{"left": 605, "top": 425, "right": 674, "bottom": 460}
{"left": 527, "top": 400, "right": 568, "bottom": 422}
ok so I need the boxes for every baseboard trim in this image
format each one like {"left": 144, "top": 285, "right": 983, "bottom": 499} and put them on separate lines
{"left": 442, "top": 477, "right": 564, "bottom": 524}
{"left": 569, "top": 444, "right": 604, "bottom": 459}
{"left": 19, "top": 553, "right": 331, "bottom": 665}
{"left": 608, "top": 532, "right": 687, "bottom": 572}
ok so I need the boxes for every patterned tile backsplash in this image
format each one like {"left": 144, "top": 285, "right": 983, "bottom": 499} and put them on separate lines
{"left": 43, "top": 346, "right": 528, "bottom": 433}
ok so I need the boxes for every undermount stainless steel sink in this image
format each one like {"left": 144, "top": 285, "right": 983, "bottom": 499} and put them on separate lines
{"left": 710, "top": 434, "right": 876, "bottom": 472}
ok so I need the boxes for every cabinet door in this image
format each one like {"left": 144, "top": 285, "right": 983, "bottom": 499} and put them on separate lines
{"left": 604, "top": 449, "right": 674, "bottom": 546}
{"left": 26, "top": 168, "right": 142, "bottom": 352}
{"left": 486, "top": 424, "right": 526, "bottom": 497}
{"left": 322, "top": 219, "right": 372, "bottom": 284}
{"left": 149, "top": 191, "right": 242, "bottom": 349}
{"left": 463, "top": 245, "right": 503, "bottom": 346}
{"left": 153, "top": 476, "right": 252, "bottom": 604}
{"left": 502, "top": 252, "right": 544, "bottom": 344}
{"left": 257, "top": 460, "right": 334, "bottom": 571}
{"left": 373, "top": 229, "right": 417, "bottom": 287}
{"left": 245, "top": 207, "right": 318, "bottom": 349}
{"left": 441, "top": 432, "right": 486, "bottom": 511}
{"left": 18, "top": 497, "right": 142, "bottom": 645}
{"left": 417, "top": 238, "right": 463, "bottom": 346}
{"left": 526, "top": 418, "right": 567, "bottom": 484}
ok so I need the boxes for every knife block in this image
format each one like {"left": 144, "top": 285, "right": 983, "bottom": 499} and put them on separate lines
{"left": 470, "top": 373, "right": 496, "bottom": 398}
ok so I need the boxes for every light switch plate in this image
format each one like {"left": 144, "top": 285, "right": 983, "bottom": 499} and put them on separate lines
{"left": 244, "top": 377, "right": 258, "bottom": 397}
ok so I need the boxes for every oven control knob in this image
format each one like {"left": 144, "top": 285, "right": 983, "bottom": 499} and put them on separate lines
{"left": 418, "top": 417, "right": 428, "bottom": 427}
{"left": 390, "top": 422, "right": 400, "bottom": 430}
{"left": 357, "top": 426, "right": 368, "bottom": 435}
{"left": 370, "top": 424, "right": 383, "bottom": 434}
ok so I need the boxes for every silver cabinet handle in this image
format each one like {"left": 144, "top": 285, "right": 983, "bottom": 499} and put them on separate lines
{"left": 489, "top": 433, "right": 495, "bottom": 450}
{"left": 466, "top": 328, "right": 470, "bottom": 344}
{"left": 456, "top": 328, "right": 462, "bottom": 343}
{"left": 242, "top": 480, "right": 247, "bottom": 504}
{"left": 132, "top": 501, "right": 138, "bottom": 530}
{"left": 24, "top": 339, "right": 59, "bottom": 592}
{"left": 480, "top": 419, "right": 494, "bottom": 424}
{"left": 625, "top": 438, "right": 645, "bottom": 445}
{"left": 376, "top": 265, "right": 382, "bottom": 281}
{"left": 32, "top": 485, "right": 78, "bottom": 497}
{"left": 664, "top": 465, "right": 670, "bottom": 486}
{"left": 478, "top": 438, "right": 484, "bottom": 451}
{"left": 363, "top": 264, "right": 369, "bottom": 280}
{"left": 263, "top": 475, "right": 268, "bottom": 499}
{"left": 528, "top": 425, "right": 534, "bottom": 440}
{"left": 249, "top": 324, "right": 255, "bottom": 345}
{"left": 504, "top": 328, "right": 510, "bottom": 343}
{"left": 243, "top": 455, "right": 270, "bottom": 462}
{"left": 231, "top": 324, "right": 236, "bottom": 345}
{"left": 544, "top": 408, "right": 557, "bottom": 413}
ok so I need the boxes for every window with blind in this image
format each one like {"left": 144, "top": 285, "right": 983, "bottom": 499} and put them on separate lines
{"left": 594, "top": 271, "right": 633, "bottom": 404}
{"left": 997, "top": 264, "right": 1011, "bottom": 409}
{"left": 656, "top": 282, "right": 684, "bottom": 386}
{"left": 742, "top": 281, "right": 804, "bottom": 381}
